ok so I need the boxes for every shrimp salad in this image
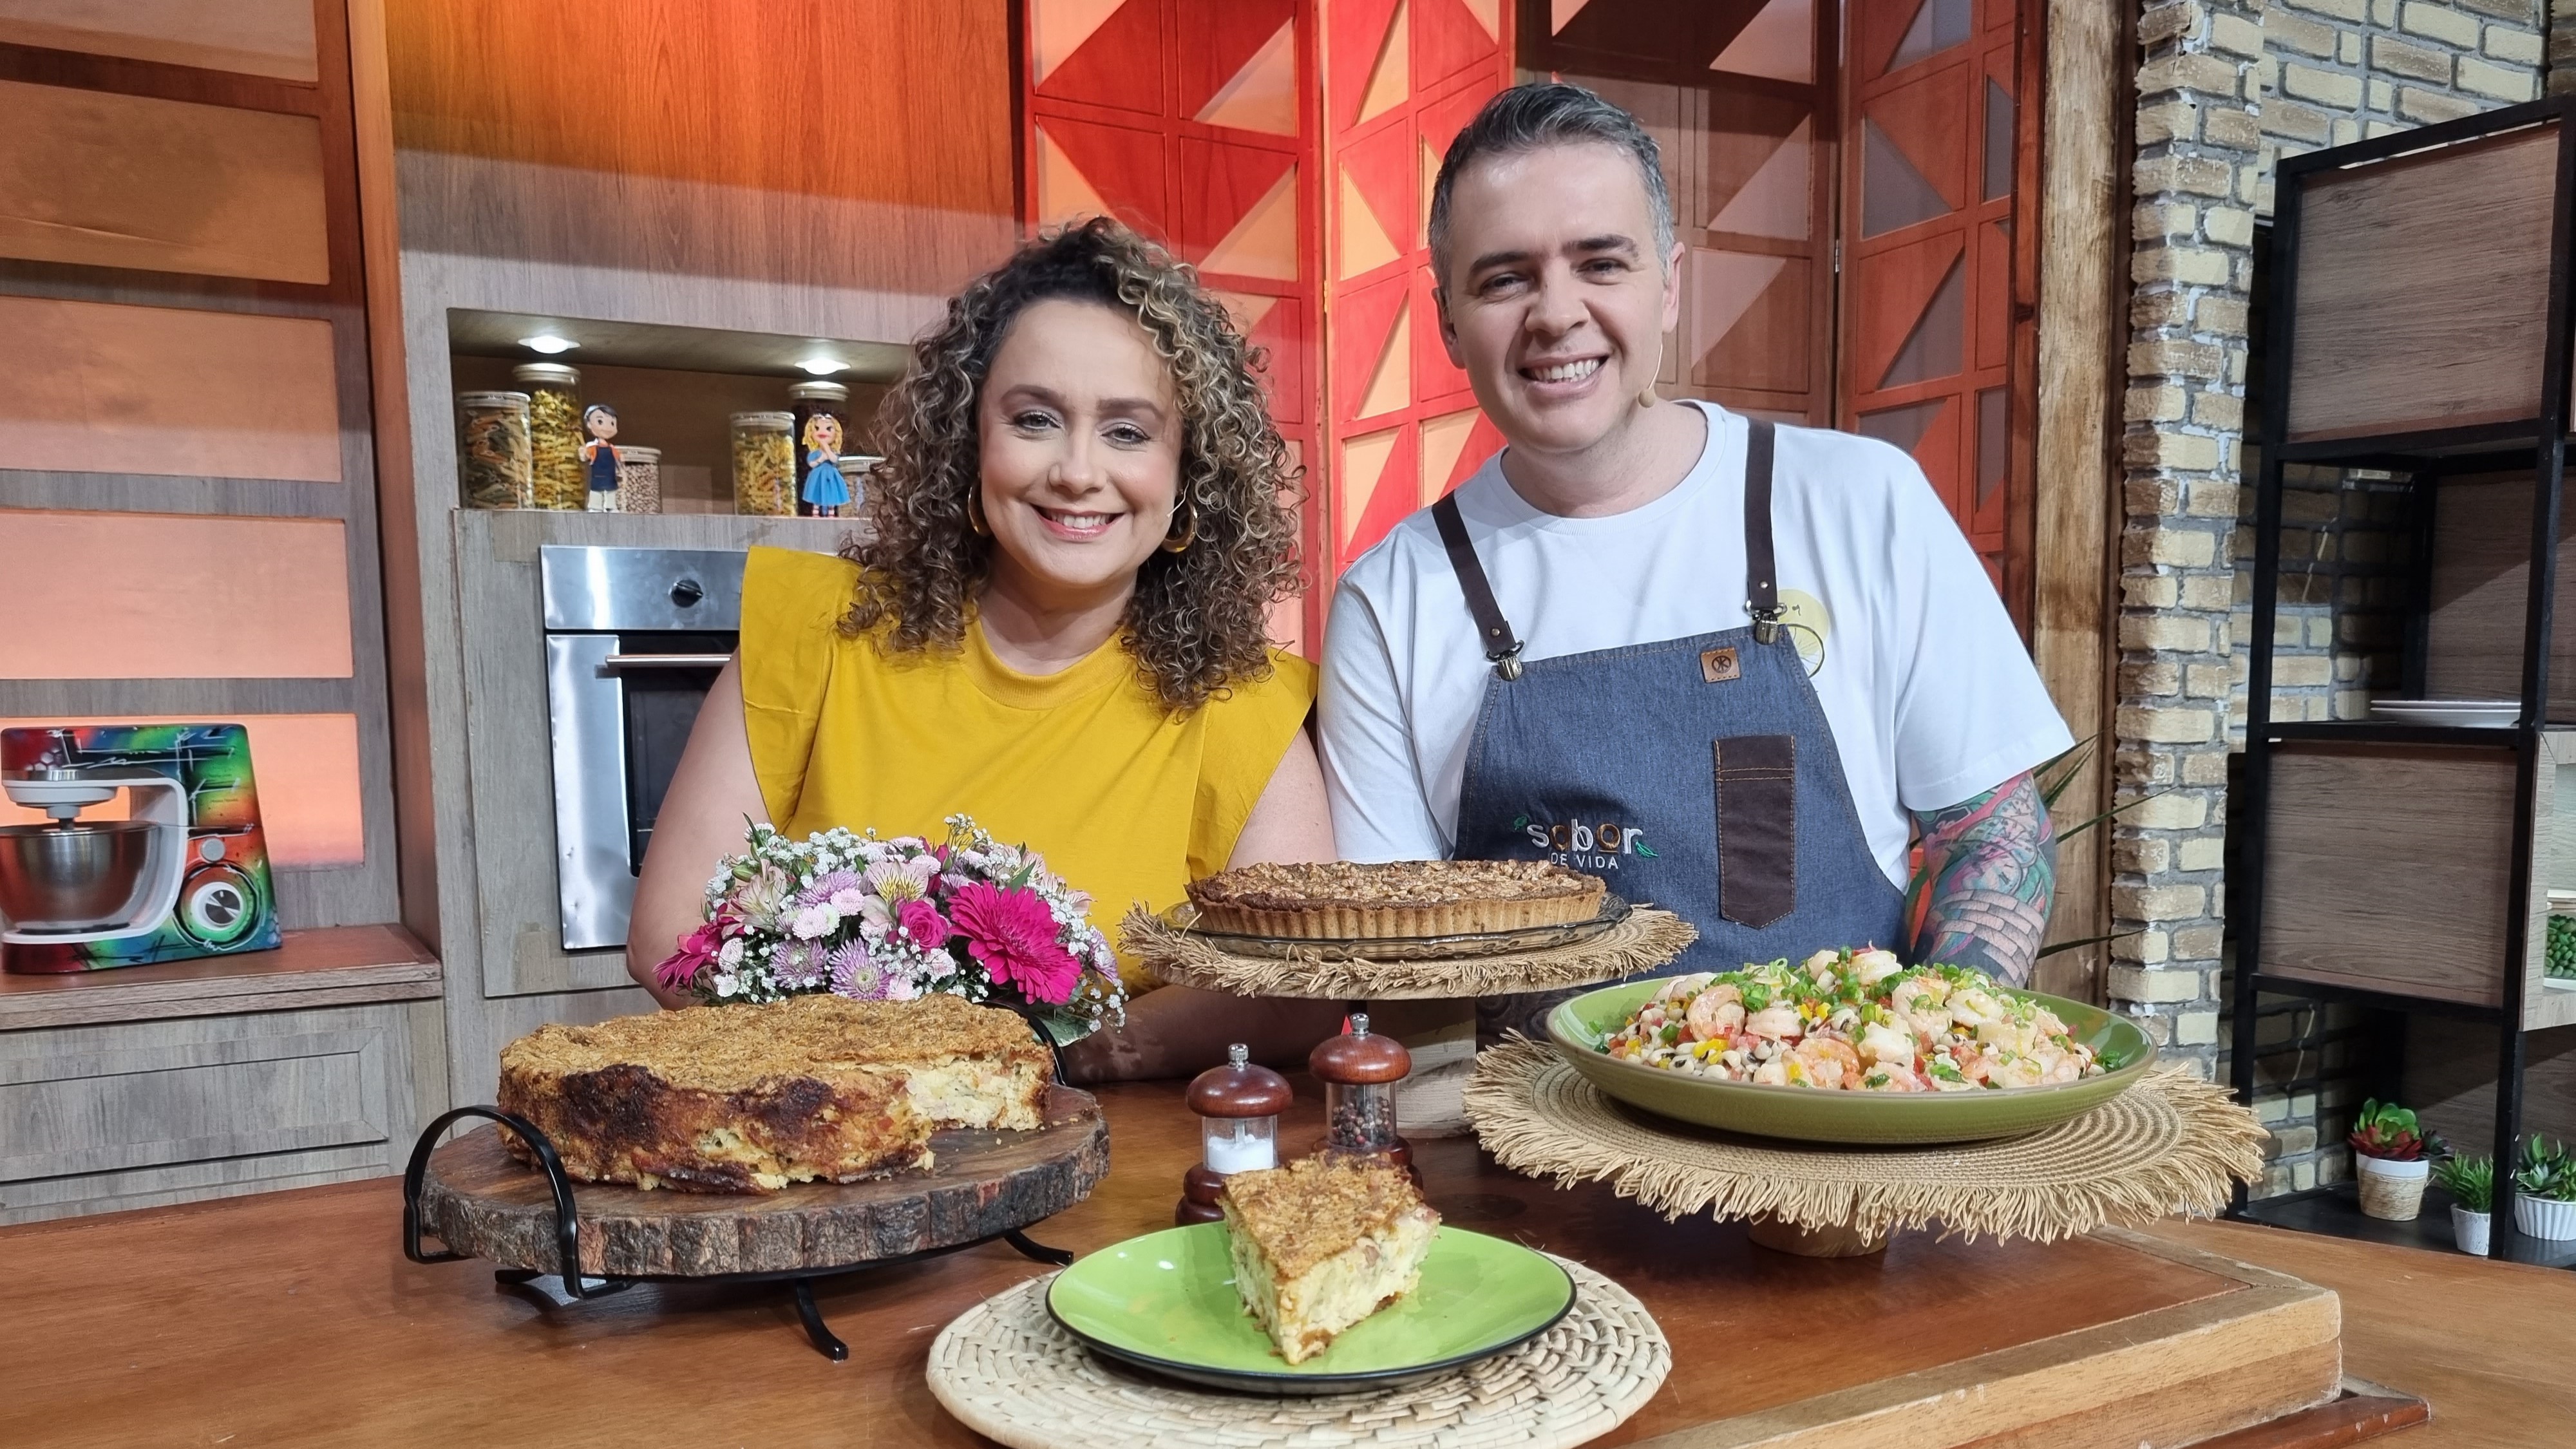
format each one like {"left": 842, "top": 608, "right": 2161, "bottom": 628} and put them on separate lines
{"left": 1597, "top": 948, "right": 2107, "bottom": 1092}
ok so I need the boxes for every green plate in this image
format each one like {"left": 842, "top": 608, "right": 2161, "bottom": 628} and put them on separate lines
{"left": 1045, "top": 1222, "right": 1574, "bottom": 1394}
{"left": 1546, "top": 977, "right": 2159, "bottom": 1144}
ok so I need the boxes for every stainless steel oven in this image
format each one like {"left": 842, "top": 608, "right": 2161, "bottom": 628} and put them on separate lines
{"left": 540, "top": 545, "right": 744, "bottom": 950}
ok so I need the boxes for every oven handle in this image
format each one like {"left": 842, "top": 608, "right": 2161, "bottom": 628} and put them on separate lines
{"left": 600, "top": 652, "right": 734, "bottom": 672}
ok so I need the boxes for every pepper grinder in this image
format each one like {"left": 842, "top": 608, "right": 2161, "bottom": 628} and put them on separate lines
{"left": 1177, "top": 1043, "right": 1292, "bottom": 1225}
{"left": 1310, "top": 1013, "right": 1413, "bottom": 1175}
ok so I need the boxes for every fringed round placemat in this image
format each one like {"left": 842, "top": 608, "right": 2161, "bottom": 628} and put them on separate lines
{"left": 1464, "top": 1037, "right": 2266, "bottom": 1244}
{"left": 925, "top": 1256, "right": 1670, "bottom": 1449}
{"left": 1119, "top": 905, "right": 1698, "bottom": 1001}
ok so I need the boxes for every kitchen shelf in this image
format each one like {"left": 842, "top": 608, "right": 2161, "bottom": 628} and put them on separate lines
{"left": 2237, "top": 95, "right": 2576, "bottom": 1262}
{"left": 2274, "top": 422, "right": 2574, "bottom": 468}
{"left": 0, "top": 923, "right": 439, "bottom": 1031}
{"left": 2259, "top": 722, "right": 2521, "bottom": 744}
{"left": 2236, "top": 1182, "right": 2576, "bottom": 1270}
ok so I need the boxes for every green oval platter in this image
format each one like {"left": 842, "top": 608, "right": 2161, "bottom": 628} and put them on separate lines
{"left": 1544, "top": 976, "right": 2159, "bottom": 1145}
{"left": 1045, "top": 1221, "right": 1575, "bottom": 1394}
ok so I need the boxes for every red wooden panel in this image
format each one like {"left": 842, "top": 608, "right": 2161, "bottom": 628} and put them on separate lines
{"left": 1975, "top": 216, "right": 2011, "bottom": 370}
{"left": 1036, "top": 113, "right": 1173, "bottom": 236}
{"left": 1178, "top": 138, "right": 1298, "bottom": 261}
{"left": 1327, "top": 0, "right": 1405, "bottom": 128}
{"left": 1177, "top": 0, "right": 1298, "bottom": 118}
{"left": 1852, "top": 230, "right": 1964, "bottom": 388}
{"left": 1414, "top": 0, "right": 1502, "bottom": 91}
{"left": 1337, "top": 421, "right": 1418, "bottom": 557}
{"left": 1412, "top": 265, "right": 1473, "bottom": 409}
{"left": 1037, "top": 0, "right": 1168, "bottom": 114}
{"left": 1863, "top": 62, "right": 1970, "bottom": 214}
{"left": 1338, "top": 117, "right": 1417, "bottom": 274}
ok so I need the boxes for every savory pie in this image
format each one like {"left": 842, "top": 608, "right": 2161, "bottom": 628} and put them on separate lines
{"left": 496, "top": 992, "right": 1050, "bottom": 1193}
{"left": 1220, "top": 1154, "right": 1441, "bottom": 1364}
{"left": 1184, "top": 859, "right": 1605, "bottom": 939}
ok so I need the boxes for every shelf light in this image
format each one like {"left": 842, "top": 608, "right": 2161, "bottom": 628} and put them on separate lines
{"left": 797, "top": 355, "right": 846, "bottom": 376}
{"left": 520, "top": 334, "right": 579, "bottom": 355}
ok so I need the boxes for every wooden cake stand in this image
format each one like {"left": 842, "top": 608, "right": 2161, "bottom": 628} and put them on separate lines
{"left": 403, "top": 1084, "right": 1108, "bottom": 1359}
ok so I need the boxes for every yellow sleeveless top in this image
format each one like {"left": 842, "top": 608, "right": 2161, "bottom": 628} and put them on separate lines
{"left": 737, "top": 547, "right": 1316, "bottom": 990}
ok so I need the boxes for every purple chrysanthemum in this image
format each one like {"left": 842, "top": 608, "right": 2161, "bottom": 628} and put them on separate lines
{"left": 828, "top": 940, "right": 886, "bottom": 999}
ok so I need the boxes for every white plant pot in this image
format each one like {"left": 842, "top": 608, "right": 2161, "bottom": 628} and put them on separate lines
{"left": 2355, "top": 1154, "right": 2430, "bottom": 1221}
{"left": 2452, "top": 1204, "right": 2491, "bottom": 1256}
{"left": 2514, "top": 1192, "right": 2576, "bottom": 1241}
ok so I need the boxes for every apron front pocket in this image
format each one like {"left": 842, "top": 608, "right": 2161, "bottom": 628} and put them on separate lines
{"left": 1713, "top": 734, "right": 1796, "bottom": 929}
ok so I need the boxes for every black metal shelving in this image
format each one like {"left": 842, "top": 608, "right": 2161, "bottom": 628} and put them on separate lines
{"left": 2233, "top": 94, "right": 2576, "bottom": 1262}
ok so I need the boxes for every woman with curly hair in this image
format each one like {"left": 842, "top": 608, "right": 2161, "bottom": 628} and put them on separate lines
{"left": 628, "top": 218, "right": 1343, "bottom": 1080}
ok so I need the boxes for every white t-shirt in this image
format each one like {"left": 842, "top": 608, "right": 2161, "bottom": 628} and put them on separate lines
{"left": 1318, "top": 401, "right": 2072, "bottom": 890}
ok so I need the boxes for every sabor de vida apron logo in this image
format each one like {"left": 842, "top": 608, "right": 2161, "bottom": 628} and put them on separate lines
{"left": 1513, "top": 813, "right": 1656, "bottom": 871}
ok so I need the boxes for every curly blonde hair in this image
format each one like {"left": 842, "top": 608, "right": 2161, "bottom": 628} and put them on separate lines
{"left": 842, "top": 218, "right": 1304, "bottom": 714}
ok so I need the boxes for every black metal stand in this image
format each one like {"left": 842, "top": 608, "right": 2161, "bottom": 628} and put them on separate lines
{"left": 2230, "top": 94, "right": 2576, "bottom": 1263}
{"left": 402, "top": 1106, "right": 1077, "bottom": 1359}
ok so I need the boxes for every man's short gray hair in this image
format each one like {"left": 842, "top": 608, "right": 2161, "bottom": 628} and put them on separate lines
{"left": 1426, "top": 82, "right": 1676, "bottom": 291}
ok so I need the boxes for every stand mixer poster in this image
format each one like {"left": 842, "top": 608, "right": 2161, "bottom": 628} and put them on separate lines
{"left": 1, "top": 724, "right": 281, "bottom": 973}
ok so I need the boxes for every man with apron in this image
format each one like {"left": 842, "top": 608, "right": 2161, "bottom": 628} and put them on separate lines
{"left": 1319, "top": 84, "right": 2072, "bottom": 1041}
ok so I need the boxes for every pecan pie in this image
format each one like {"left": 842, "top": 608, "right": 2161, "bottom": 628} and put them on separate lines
{"left": 496, "top": 993, "right": 1050, "bottom": 1193}
{"left": 1184, "top": 859, "right": 1605, "bottom": 939}
{"left": 1220, "top": 1154, "right": 1441, "bottom": 1363}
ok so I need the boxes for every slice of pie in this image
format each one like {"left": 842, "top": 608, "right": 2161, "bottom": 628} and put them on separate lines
{"left": 1185, "top": 859, "right": 1605, "bottom": 940}
{"left": 1219, "top": 1154, "right": 1442, "bottom": 1364}
{"left": 496, "top": 993, "right": 1051, "bottom": 1193}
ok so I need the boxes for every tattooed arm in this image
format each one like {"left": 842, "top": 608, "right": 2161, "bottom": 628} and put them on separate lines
{"left": 1906, "top": 770, "right": 2056, "bottom": 987}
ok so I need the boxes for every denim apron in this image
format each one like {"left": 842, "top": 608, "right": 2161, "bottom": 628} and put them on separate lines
{"left": 1437, "top": 421, "right": 1908, "bottom": 1042}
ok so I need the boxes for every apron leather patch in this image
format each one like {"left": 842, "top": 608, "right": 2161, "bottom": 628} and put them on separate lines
{"left": 1713, "top": 734, "right": 1796, "bottom": 929}
{"left": 1699, "top": 647, "right": 1741, "bottom": 683}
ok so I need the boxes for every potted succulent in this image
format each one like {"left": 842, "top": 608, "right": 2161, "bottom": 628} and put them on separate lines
{"left": 2348, "top": 1099, "right": 2442, "bottom": 1221}
{"left": 2512, "top": 1137, "right": 2576, "bottom": 1241}
{"left": 2432, "top": 1154, "right": 2494, "bottom": 1255}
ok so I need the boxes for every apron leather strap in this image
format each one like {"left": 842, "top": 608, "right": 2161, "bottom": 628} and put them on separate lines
{"left": 1432, "top": 493, "right": 1525, "bottom": 680}
{"left": 1745, "top": 419, "right": 1782, "bottom": 645}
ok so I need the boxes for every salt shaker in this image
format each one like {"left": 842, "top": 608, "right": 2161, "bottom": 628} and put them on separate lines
{"left": 1310, "top": 1013, "right": 1413, "bottom": 1173}
{"left": 1177, "top": 1043, "right": 1291, "bottom": 1225}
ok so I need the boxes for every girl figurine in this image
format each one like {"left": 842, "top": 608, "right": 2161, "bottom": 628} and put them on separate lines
{"left": 799, "top": 412, "right": 849, "bottom": 518}
{"left": 580, "top": 404, "right": 623, "bottom": 511}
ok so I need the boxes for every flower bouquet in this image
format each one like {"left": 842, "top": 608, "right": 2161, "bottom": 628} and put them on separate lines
{"left": 654, "top": 814, "right": 1126, "bottom": 1045}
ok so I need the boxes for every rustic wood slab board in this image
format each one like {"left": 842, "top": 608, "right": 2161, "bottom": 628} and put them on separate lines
{"left": 1612, "top": 1226, "right": 2344, "bottom": 1448}
{"left": 416, "top": 1083, "right": 1107, "bottom": 1277}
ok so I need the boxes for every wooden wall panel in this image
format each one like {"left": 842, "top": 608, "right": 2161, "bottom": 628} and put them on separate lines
{"left": 0, "top": 714, "right": 366, "bottom": 869}
{"left": 0, "top": 0, "right": 318, "bottom": 80}
{"left": 0, "top": 296, "right": 342, "bottom": 481}
{"left": 2287, "top": 125, "right": 2561, "bottom": 443}
{"left": 0, "top": 511, "right": 354, "bottom": 680}
{"left": 386, "top": 0, "right": 1012, "bottom": 208}
{"left": 0, "top": 78, "right": 330, "bottom": 283}
{"left": 2423, "top": 471, "right": 2576, "bottom": 717}
{"left": 2260, "top": 745, "right": 2517, "bottom": 1007}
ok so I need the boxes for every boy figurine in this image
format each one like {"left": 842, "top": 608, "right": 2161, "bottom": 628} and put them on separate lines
{"left": 581, "top": 404, "right": 622, "bottom": 512}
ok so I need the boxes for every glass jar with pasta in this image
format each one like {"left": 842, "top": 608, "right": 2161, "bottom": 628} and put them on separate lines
{"left": 457, "top": 392, "right": 532, "bottom": 509}
{"left": 513, "top": 363, "right": 585, "bottom": 511}
{"left": 730, "top": 411, "right": 795, "bottom": 516}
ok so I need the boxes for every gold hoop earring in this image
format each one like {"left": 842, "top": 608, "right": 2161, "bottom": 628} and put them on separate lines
{"left": 1161, "top": 500, "right": 1197, "bottom": 554}
{"left": 967, "top": 491, "right": 990, "bottom": 537}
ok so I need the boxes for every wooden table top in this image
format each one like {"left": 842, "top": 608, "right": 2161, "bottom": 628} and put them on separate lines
{"left": 3, "top": 1077, "right": 2568, "bottom": 1448}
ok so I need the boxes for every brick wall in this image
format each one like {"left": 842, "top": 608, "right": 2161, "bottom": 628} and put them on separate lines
{"left": 2553, "top": 0, "right": 2576, "bottom": 90}
{"left": 2116, "top": 0, "right": 2548, "bottom": 1198}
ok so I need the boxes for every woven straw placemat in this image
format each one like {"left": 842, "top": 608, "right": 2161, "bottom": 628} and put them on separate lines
{"left": 1119, "top": 905, "right": 1697, "bottom": 1000}
{"left": 1465, "top": 1037, "right": 2267, "bottom": 1244}
{"left": 926, "top": 1256, "right": 1669, "bottom": 1449}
